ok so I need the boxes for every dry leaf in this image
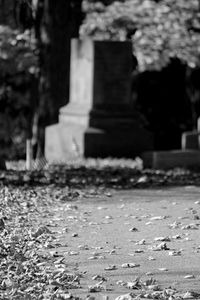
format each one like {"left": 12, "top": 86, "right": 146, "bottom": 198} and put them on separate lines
{"left": 154, "top": 236, "right": 171, "bottom": 242}
{"left": 115, "top": 293, "right": 136, "bottom": 300}
{"left": 184, "top": 274, "right": 195, "bottom": 279}
{"left": 121, "top": 263, "right": 140, "bottom": 268}
{"left": 104, "top": 265, "right": 117, "bottom": 271}
{"left": 129, "top": 227, "right": 138, "bottom": 232}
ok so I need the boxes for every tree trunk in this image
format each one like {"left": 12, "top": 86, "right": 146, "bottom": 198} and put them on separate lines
{"left": 41, "top": 0, "right": 71, "bottom": 124}
{"left": 35, "top": 0, "right": 83, "bottom": 157}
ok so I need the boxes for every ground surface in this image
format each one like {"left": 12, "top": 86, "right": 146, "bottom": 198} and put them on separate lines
{"left": 43, "top": 186, "right": 200, "bottom": 299}
{"left": 2, "top": 163, "right": 200, "bottom": 299}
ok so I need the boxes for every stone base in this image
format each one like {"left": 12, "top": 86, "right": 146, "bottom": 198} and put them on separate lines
{"left": 182, "top": 131, "right": 200, "bottom": 150}
{"left": 84, "top": 127, "right": 153, "bottom": 158}
{"left": 45, "top": 122, "right": 87, "bottom": 162}
{"left": 142, "top": 149, "right": 200, "bottom": 169}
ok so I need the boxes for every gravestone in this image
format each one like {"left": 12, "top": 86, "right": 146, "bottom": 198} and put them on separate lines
{"left": 181, "top": 117, "right": 200, "bottom": 150}
{"left": 142, "top": 149, "right": 200, "bottom": 169}
{"left": 45, "top": 39, "right": 153, "bottom": 162}
{"left": 142, "top": 117, "right": 200, "bottom": 169}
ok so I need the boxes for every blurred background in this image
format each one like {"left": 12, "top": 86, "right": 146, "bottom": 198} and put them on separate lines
{"left": 1, "top": 0, "right": 200, "bottom": 161}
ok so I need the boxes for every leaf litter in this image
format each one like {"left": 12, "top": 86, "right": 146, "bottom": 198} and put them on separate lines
{"left": 0, "top": 186, "right": 84, "bottom": 300}
{"left": 1, "top": 163, "right": 200, "bottom": 299}
{"left": 115, "top": 277, "right": 200, "bottom": 299}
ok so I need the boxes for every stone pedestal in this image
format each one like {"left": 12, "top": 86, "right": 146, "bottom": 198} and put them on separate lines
{"left": 142, "top": 117, "right": 200, "bottom": 169}
{"left": 142, "top": 150, "right": 200, "bottom": 169}
{"left": 182, "top": 131, "right": 200, "bottom": 150}
{"left": 45, "top": 39, "right": 93, "bottom": 161}
{"left": 45, "top": 39, "right": 153, "bottom": 162}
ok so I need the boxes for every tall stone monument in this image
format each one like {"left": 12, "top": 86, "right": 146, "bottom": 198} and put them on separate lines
{"left": 45, "top": 39, "right": 153, "bottom": 161}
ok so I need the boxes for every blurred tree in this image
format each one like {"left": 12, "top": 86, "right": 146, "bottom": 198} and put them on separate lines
{"left": 0, "top": 0, "right": 37, "bottom": 163}
{"left": 81, "top": 0, "right": 200, "bottom": 133}
{"left": 81, "top": 0, "right": 200, "bottom": 148}
{"left": 0, "top": 0, "right": 16, "bottom": 28}
{"left": 1, "top": 0, "right": 200, "bottom": 159}
{"left": 81, "top": 0, "right": 200, "bottom": 71}
{"left": 0, "top": 0, "right": 84, "bottom": 161}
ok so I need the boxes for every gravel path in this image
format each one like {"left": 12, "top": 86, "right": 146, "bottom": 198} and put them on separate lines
{"left": 46, "top": 186, "right": 200, "bottom": 299}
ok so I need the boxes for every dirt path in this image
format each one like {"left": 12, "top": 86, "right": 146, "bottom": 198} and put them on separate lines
{"left": 46, "top": 186, "right": 200, "bottom": 299}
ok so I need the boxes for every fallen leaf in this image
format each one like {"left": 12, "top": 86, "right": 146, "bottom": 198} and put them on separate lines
{"left": 194, "top": 201, "right": 200, "bottom": 205}
{"left": 146, "top": 272, "right": 154, "bottom": 276}
{"left": 168, "top": 250, "right": 181, "bottom": 256}
{"left": 104, "top": 265, "right": 117, "bottom": 271}
{"left": 171, "top": 234, "right": 182, "bottom": 240}
{"left": 66, "top": 204, "right": 78, "bottom": 211}
{"left": 182, "top": 291, "right": 200, "bottom": 299}
{"left": 92, "top": 275, "right": 107, "bottom": 281}
{"left": 148, "top": 256, "right": 156, "bottom": 261}
{"left": 88, "top": 284, "right": 105, "bottom": 292}
{"left": 121, "top": 263, "right": 140, "bottom": 268}
{"left": 154, "top": 236, "right": 171, "bottom": 242}
{"left": 150, "top": 216, "right": 168, "bottom": 220}
{"left": 136, "top": 239, "right": 146, "bottom": 245}
{"left": 78, "top": 244, "right": 89, "bottom": 250}
{"left": 32, "top": 226, "right": 52, "bottom": 238}
{"left": 72, "top": 233, "right": 79, "bottom": 237}
{"left": 105, "top": 215, "right": 113, "bottom": 219}
{"left": 184, "top": 274, "right": 195, "bottom": 279}
{"left": 115, "top": 293, "right": 136, "bottom": 300}
{"left": 68, "top": 251, "right": 79, "bottom": 256}
{"left": 149, "top": 242, "right": 170, "bottom": 251}
{"left": 181, "top": 224, "right": 198, "bottom": 230}
{"left": 134, "top": 249, "right": 144, "bottom": 253}
{"left": 129, "top": 227, "right": 138, "bottom": 232}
